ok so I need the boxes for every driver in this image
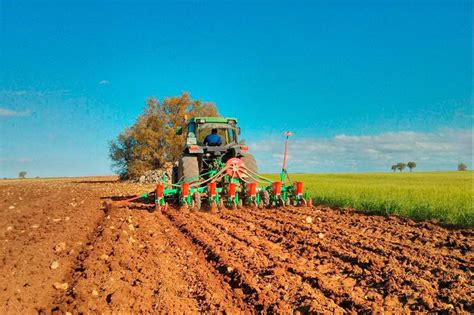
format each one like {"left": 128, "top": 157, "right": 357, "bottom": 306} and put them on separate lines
{"left": 204, "top": 128, "right": 222, "bottom": 146}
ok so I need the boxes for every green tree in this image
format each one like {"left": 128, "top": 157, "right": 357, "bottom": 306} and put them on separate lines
{"left": 18, "top": 171, "right": 27, "bottom": 179}
{"left": 391, "top": 165, "right": 397, "bottom": 172}
{"left": 458, "top": 163, "right": 467, "bottom": 171}
{"left": 396, "top": 162, "right": 407, "bottom": 172}
{"left": 407, "top": 161, "right": 416, "bottom": 172}
{"left": 109, "top": 92, "right": 219, "bottom": 179}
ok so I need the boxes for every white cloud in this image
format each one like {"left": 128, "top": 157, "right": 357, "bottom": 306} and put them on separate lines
{"left": 0, "top": 108, "right": 31, "bottom": 117}
{"left": 98, "top": 80, "right": 109, "bottom": 85}
{"left": 17, "top": 158, "right": 31, "bottom": 163}
{"left": 250, "top": 129, "right": 473, "bottom": 172}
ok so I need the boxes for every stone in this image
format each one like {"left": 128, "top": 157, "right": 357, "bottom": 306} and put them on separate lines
{"left": 131, "top": 164, "right": 174, "bottom": 184}
{"left": 51, "top": 261, "right": 60, "bottom": 270}
{"left": 53, "top": 282, "right": 68, "bottom": 290}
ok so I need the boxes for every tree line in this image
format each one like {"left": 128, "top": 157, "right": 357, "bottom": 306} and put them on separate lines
{"left": 390, "top": 162, "right": 469, "bottom": 172}
{"left": 391, "top": 162, "right": 416, "bottom": 172}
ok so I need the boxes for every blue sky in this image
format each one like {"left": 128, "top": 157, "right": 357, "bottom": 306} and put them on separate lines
{"left": 0, "top": 0, "right": 472, "bottom": 177}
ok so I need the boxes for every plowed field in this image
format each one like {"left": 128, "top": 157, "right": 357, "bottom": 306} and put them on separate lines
{"left": 1, "top": 177, "right": 472, "bottom": 313}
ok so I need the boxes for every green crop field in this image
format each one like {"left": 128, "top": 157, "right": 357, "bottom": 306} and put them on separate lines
{"left": 264, "top": 171, "right": 474, "bottom": 227}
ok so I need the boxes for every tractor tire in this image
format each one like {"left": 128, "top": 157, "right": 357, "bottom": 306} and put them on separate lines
{"left": 259, "top": 189, "right": 270, "bottom": 207}
{"left": 178, "top": 156, "right": 199, "bottom": 183}
{"left": 193, "top": 192, "right": 202, "bottom": 211}
{"left": 172, "top": 166, "right": 179, "bottom": 184}
{"left": 241, "top": 153, "right": 258, "bottom": 182}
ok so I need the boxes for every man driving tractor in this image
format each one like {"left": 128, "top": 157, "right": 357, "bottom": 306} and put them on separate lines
{"left": 204, "top": 128, "right": 222, "bottom": 146}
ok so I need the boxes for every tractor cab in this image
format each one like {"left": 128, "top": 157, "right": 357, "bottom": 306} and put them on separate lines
{"left": 179, "top": 117, "right": 247, "bottom": 160}
{"left": 184, "top": 117, "right": 240, "bottom": 147}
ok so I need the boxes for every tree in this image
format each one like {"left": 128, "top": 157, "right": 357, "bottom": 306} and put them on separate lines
{"left": 18, "top": 171, "right": 27, "bottom": 179}
{"left": 391, "top": 165, "right": 397, "bottom": 172}
{"left": 407, "top": 161, "right": 416, "bottom": 172}
{"left": 458, "top": 163, "right": 467, "bottom": 171}
{"left": 396, "top": 162, "right": 407, "bottom": 172}
{"left": 109, "top": 92, "right": 219, "bottom": 179}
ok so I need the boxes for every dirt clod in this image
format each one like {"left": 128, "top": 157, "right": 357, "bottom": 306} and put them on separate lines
{"left": 54, "top": 242, "right": 66, "bottom": 252}
{"left": 99, "top": 254, "right": 109, "bottom": 261}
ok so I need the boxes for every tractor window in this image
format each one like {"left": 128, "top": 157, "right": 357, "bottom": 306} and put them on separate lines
{"left": 195, "top": 123, "right": 237, "bottom": 146}
{"left": 197, "top": 128, "right": 228, "bottom": 145}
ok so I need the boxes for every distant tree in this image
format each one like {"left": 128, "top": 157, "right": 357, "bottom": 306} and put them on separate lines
{"left": 391, "top": 165, "right": 397, "bottom": 172}
{"left": 407, "top": 161, "right": 417, "bottom": 172}
{"left": 458, "top": 163, "right": 467, "bottom": 171}
{"left": 396, "top": 162, "right": 407, "bottom": 172}
{"left": 18, "top": 171, "right": 27, "bottom": 179}
{"left": 109, "top": 128, "right": 137, "bottom": 179}
{"left": 109, "top": 92, "right": 219, "bottom": 179}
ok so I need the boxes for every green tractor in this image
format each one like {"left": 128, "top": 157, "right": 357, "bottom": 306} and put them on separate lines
{"left": 173, "top": 117, "right": 257, "bottom": 185}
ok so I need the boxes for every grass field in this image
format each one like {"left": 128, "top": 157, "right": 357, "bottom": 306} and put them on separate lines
{"left": 266, "top": 171, "right": 474, "bottom": 227}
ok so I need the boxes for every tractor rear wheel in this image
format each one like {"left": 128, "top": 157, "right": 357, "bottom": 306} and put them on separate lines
{"left": 178, "top": 156, "right": 199, "bottom": 183}
{"left": 172, "top": 165, "right": 179, "bottom": 184}
{"left": 241, "top": 153, "right": 258, "bottom": 182}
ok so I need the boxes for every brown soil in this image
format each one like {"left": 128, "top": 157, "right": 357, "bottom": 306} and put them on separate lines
{"left": 0, "top": 177, "right": 472, "bottom": 313}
